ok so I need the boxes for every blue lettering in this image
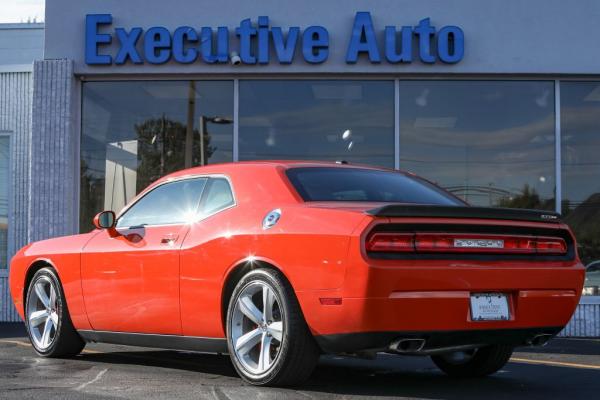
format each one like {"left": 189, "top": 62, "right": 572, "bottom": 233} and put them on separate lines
{"left": 272, "top": 27, "right": 299, "bottom": 64}
{"left": 115, "top": 27, "right": 143, "bottom": 64}
{"left": 257, "top": 16, "right": 270, "bottom": 64}
{"left": 438, "top": 26, "right": 464, "bottom": 63}
{"left": 346, "top": 12, "right": 381, "bottom": 63}
{"left": 85, "top": 14, "right": 112, "bottom": 65}
{"left": 200, "top": 27, "right": 229, "bottom": 63}
{"left": 302, "top": 26, "right": 329, "bottom": 64}
{"left": 173, "top": 26, "right": 198, "bottom": 64}
{"left": 384, "top": 26, "right": 412, "bottom": 63}
{"left": 236, "top": 18, "right": 257, "bottom": 64}
{"left": 414, "top": 18, "right": 435, "bottom": 63}
{"left": 83, "top": 14, "right": 465, "bottom": 67}
{"left": 144, "top": 27, "right": 171, "bottom": 64}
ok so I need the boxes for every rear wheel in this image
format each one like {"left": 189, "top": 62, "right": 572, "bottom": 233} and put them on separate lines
{"left": 226, "top": 268, "right": 319, "bottom": 386}
{"left": 25, "top": 267, "right": 85, "bottom": 357}
{"left": 431, "top": 345, "right": 513, "bottom": 378}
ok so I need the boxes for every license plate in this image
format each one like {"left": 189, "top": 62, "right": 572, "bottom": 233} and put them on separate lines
{"left": 470, "top": 293, "right": 510, "bottom": 321}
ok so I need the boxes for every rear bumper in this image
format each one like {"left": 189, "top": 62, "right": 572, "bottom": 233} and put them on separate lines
{"left": 298, "top": 287, "right": 581, "bottom": 353}
{"left": 315, "top": 326, "right": 562, "bottom": 353}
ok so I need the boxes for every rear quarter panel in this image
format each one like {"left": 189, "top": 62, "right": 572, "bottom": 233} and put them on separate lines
{"left": 179, "top": 202, "right": 368, "bottom": 338}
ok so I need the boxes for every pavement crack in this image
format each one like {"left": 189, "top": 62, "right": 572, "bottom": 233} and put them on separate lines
{"left": 210, "top": 386, "right": 232, "bottom": 400}
{"left": 75, "top": 368, "right": 108, "bottom": 391}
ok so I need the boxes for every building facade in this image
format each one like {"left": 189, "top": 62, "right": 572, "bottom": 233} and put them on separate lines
{"left": 0, "top": 22, "right": 43, "bottom": 322}
{"left": 1, "top": 0, "right": 599, "bottom": 335}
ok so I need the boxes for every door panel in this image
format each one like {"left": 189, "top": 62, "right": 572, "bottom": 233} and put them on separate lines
{"left": 80, "top": 177, "right": 207, "bottom": 334}
{"left": 81, "top": 224, "right": 189, "bottom": 335}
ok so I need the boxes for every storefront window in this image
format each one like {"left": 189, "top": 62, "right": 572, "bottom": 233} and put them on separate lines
{"left": 80, "top": 81, "right": 234, "bottom": 232}
{"left": 398, "top": 81, "right": 555, "bottom": 209}
{"left": 561, "top": 82, "right": 600, "bottom": 295}
{"left": 239, "top": 80, "right": 395, "bottom": 167}
{"left": 0, "top": 135, "right": 9, "bottom": 269}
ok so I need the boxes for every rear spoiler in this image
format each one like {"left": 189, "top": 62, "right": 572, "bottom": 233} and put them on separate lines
{"left": 366, "top": 205, "right": 562, "bottom": 224}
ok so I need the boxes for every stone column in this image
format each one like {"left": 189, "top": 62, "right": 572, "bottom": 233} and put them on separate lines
{"left": 29, "top": 59, "right": 80, "bottom": 241}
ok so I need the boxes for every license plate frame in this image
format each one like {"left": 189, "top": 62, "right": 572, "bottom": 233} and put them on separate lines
{"left": 470, "top": 293, "right": 510, "bottom": 321}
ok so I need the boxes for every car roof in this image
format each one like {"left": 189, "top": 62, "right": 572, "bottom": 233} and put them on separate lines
{"left": 162, "top": 160, "right": 399, "bottom": 179}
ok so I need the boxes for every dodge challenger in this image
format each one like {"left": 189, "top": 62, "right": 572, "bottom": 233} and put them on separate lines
{"left": 9, "top": 161, "right": 584, "bottom": 386}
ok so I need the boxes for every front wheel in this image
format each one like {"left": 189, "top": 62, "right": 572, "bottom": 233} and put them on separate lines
{"left": 431, "top": 345, "right": 514, "bottom": 378}
{"left": 226, "top": 268, "right": 319, "bottom": 386}
{"left": 25, "top": 267, "right": 85, "bottom": 357}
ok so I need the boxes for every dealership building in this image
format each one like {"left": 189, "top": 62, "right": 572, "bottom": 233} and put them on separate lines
{"left": 0, "top": 0, "right": 599, "bottom": 335}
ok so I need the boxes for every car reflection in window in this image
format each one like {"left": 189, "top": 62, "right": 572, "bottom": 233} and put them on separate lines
{"left": 584, "top": 261, "right": 600, "bottom": 296}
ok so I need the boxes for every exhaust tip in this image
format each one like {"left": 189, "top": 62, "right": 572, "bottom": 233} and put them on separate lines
{"left": 529, "top": 333, "right": 553, "bottom": 347}
{"left": 390, "top": 338, "right": 426, "bottom": 353}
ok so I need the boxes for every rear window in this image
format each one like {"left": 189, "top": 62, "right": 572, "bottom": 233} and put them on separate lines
{"left": 286, "top": 167, "right": 463, "bottom": 206}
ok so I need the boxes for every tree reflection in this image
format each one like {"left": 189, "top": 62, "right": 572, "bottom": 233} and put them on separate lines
{"left": 79, "top": 116, "right": 216, "bottom": 232}
{"left": 496, "top": 184, "right": 554, "bottom": 210}
{"left": 563, "top": 193, "right": 600, "bottom": 265}
{"left": 135, "top": 116, "right": 215, "bottom": 192}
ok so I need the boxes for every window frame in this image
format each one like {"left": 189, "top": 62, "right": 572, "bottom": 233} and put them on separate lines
{"left": 115, "top": 174, "right": 236, "bottom": 229}
{"left": 0, "top": 131, "right": 13, "bottom": 273}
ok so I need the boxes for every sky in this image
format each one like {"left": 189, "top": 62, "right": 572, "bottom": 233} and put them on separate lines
{"left": 1, "top": 0, "right": 45, "bottom": 23}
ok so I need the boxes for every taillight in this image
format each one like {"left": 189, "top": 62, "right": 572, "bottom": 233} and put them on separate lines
{"left": 366, "top": 232, "right": 567, "bottom": 255}
{"left": 366, "top": 233, "right": 414, "bottom": 252}
{"left": 534, "top": 236, "right": 568, "bottom": 254}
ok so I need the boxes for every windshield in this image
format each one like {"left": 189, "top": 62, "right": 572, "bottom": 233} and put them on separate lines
{"left": 286, "top": 167, "right": 463, "bottom": 206}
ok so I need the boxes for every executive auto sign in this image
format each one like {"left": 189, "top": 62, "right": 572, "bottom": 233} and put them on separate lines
{"left": 85, "top": 12, "right": 464, "bottom": 66}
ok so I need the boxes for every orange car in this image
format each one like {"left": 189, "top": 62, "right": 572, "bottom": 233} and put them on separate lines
{"left": 9, "top": 161, "right": 584, "bottom": 386}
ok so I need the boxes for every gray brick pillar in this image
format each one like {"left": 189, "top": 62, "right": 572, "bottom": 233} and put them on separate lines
{"left": 29, "top": 59, "right": 80, "bottom": 241}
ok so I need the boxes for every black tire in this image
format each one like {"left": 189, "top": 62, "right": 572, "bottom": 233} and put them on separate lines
{"left": 226, "top": 268, "right": 320, "bottom": 386}
{"left": 431, "top": 345, "right": 513, "bottom": 378}
{"left": 24, "top": 267, "right": 85, "bottom": 357}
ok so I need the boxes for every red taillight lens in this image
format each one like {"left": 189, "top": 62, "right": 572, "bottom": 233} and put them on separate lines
{"left": 535, "top": 236, "right": 568, "bottom": 254}
{"left": 365, "top": 233, "right": 414, "bottom": 252}
{"left": 366, "top": 232, "right": 567, "bottom": 255}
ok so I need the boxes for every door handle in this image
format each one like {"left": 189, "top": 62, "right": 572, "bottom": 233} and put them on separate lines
{"left": 161, "top": 234, "right": 179, "bottom": 245}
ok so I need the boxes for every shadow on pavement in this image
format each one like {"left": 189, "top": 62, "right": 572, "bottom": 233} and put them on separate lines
{"left": 2, "top": 323, "right": 598, "bottom": 399}
{"left": 74, "top": 348, "right": 600, "bottom": 399}
{"left": 0, "top": 323, "right": 26, "bottom": 338}
{"left": 77, "top": 349, "right": 239, "bottom": 378}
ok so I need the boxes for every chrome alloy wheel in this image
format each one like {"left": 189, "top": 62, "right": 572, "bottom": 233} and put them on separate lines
{"left": 231, "top": 281, "right": 284, "bottom": 375}
{"left": 26, "top": 276, "right": 59, "bottom": 350}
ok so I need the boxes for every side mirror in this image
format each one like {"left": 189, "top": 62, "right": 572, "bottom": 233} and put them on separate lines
{"left": 93, "top": 211, "right": 116, "bottom": 230}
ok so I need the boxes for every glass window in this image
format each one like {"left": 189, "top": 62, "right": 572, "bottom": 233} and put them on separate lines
{"left": 286, "top": 167, "right": 463, "bottom": 205}
{"left": 398, "top": 81, "right": 555, "bottom": 209}
{"left": 0, "top": 135, "right": 9, "bottom": 269}
{"left": 239, "top": 80, "right": 394, "bottom": 167}
{"left": 201, "top": 178, "right": 235, "bottom": 215}
{"left": 81, "top": 81, "right": 234, "bottom": 232}
{"left": 117, "top": 178, "right": 207, "bottom": 228}
{"left": 561, "top": 82, "right": 600, "bottom": 295}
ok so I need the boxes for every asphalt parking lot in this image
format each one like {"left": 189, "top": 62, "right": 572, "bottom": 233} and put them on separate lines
{"left": 1, "top": 323, "right": 599, "bottom": 399}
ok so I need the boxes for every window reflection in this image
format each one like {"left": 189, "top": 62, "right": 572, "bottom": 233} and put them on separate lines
{"left": 116, "top": 178, "right": 207, "bottom": 228}
{"left": 80, "top": 81, "right": 234, "bottom": 232}
{"left": 398, "top": 81, "right": 555, "bottom": 209}
{"left": 561, "top": 82, "right": 600, "bottom": 294}
{"left": 239, "top": 80, "right": 395, "bottom": 167}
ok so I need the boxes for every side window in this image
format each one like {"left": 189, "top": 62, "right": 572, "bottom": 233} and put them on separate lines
{"left": 201, "top": 178, "right": 235, "bottom": 216}
{"left": 117, "top": 178, "right": 207, "bottom": 228}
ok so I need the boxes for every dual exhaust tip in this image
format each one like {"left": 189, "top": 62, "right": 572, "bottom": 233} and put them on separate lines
{"left": 528, "top": 333, "right": 553, "bottom": 347}
{"left": 389, "top": 338, "right": 427, "bottom": 353}
{"left": 389, "top": 333, "right": 553, "bottom": 355}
